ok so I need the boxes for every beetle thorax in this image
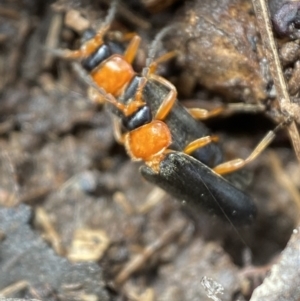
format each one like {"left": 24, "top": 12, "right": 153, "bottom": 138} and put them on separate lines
{"left": 125, "top": 120, "right": 172, "bottom": 162}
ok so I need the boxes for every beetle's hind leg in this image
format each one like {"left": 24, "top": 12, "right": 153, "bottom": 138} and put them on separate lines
{"left": 183, "top": 136, "right": 219, "bottom": 155}
{"left": 188, "top": 107, "right": 225, "bottom": 120}
{"left": 213, "top": 121, "right": 289, "bottom": 175}
{"left": 187, "top": 103, "right": 266, "bottom": 120}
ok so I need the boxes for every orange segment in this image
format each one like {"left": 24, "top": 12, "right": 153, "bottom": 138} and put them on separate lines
{"left": 126, "top": 120, "right": 172, "bottom": 161}
{"left": 91, "top": 55, "right": 135, "bottom": 96}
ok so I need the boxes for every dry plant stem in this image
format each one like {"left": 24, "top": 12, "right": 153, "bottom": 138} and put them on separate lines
{"left": 268, "top": 150, "right": 300, "bottom": 215}
{"left": 252, "top": 0, "right": 300, "bottom": 162}
{"left": 35, "top": 207, "right": 64, "bottom": 255}
{"left": 43, "top": 13, "right": 63, "bottom": 69}
{"left": 0, "top": 281, "right": 28, "bottom": 297}
{"left": 113, "top": 192, "right": 135, "bottom": 215}
{"left": 137, "top": 187, "right": 166, "bottom": 214}
{"left": 7, "top": 17, "right": 31, "bottom": 85}
{"left": 0, "top": 151, "right": 20, "bottom": 207}
{"left": 114, "top": 220, "right": 186, "bottom": 285}
{"left": 101, "top": 0, "right": 150, "bottom": 29}
{"left": 250, "top": 225, "right": 300, "bottom": 301}
{"left": 0, "top": 299, "right": 41, "bottom": 301}
{"left": 0, "top": 7, "right": 21, "bottom": 19}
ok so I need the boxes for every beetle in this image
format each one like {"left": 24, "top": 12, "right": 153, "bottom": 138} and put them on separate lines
{"left": 52, "top": 2, "right": 281, "bottom": 225}
{"left": 112, "top": 76, "right": 280, "bottom": 225}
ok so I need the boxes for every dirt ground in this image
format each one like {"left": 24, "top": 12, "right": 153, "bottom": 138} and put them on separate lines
{"left": 1, "top": 0, "right": 300, "bottom": 300}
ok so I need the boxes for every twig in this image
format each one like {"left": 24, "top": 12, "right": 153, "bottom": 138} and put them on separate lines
{"left": 252, "top": 0, "right": 300, "bottom": 163}
{"left": 114, "top": 220, "right": 186, "bottom": 285}
{"left": 35, "top": 207, "right": 65, "bottom": 256}
{"left": 7, "top": 17, "right": 31, "bottom": 85}
{"left": 101, "top": 0, "right": 150, "bottom": 29}
{"left": 0, "top": 281, "right": 28, "bottom": 298}
{"left": 0, "top": 299, "right": 40, "bottom": 301}
{"left": 137, "top": 187, "right": 166, "bottom": 214}
{"left": 43, "top": 13, "right": 63, "bottom": 69}
{"left": 0, "top": 151, "right": 20, "bottom": 207}
{"left": 0, "top": 7, "right": 21, "bottom": 19}
{"left": 268, "top": 150, "right": 300, "bottom": 216}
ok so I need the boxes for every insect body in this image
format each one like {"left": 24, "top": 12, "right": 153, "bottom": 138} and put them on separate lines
{"left": 121, "top": 78, "right": 257, "bottom": 224}
{"left": 54, "top": 8, "right": 280, "bottom": 225}
{"left": 121, "top": 76, "right": 223, "bottom": 168}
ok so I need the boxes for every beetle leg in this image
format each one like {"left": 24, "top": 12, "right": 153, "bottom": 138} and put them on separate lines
{"left": 213, "top": 130, "right": 277, "bottom": 175}
{"left": 188, "top": 103, "right": 265, "bottom": 120}
{"left": 50, "top": 25, "right": 110, "bottom": 59}
{"left": 188, "top": 107, "right": 225, "bottom": 120}
{"left": 148, "top": 74, "right": 177, "bottom": 121}
{"left": 147, "top": 51, "right": 177, "bottom": 74}
{"left": 88, "top": 86, "right": 107, "bottom": 104}
{"left": 137, "top": 51, "right": 177, "bottom": 121}
{"left": 86, "top": 84, "right": 129, "bottom": 115}
{"left": 71, "top": 62, "right": 116, "bottom": 106}
{"left": 112, "top": 115, "right": 125, "bottom": 144}
{"left": 213, "top": 117, "right": 292, "bottom": 175}
{"left": 48, "top": 48, "right": 87, "bottom": 60}
{"left": 129, "top": 72, "right": 177, "bottom": 121}
{"left": 124, "top": 35, "right": 141, "bottom": 64}
{"left": 183, "top": 136, "right": 219, "bottom": 155}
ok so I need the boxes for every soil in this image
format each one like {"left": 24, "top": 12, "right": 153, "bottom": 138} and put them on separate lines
{"left": 0, "top": 0, "right": 299, "bottom": 300}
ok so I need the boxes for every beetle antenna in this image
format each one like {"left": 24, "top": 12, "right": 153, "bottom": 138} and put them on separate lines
{"left": 145, "top": 24, "right": 180, "bottom": 71}
{"left": 102, "top": 0, "right": 118, "bottom": 29}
